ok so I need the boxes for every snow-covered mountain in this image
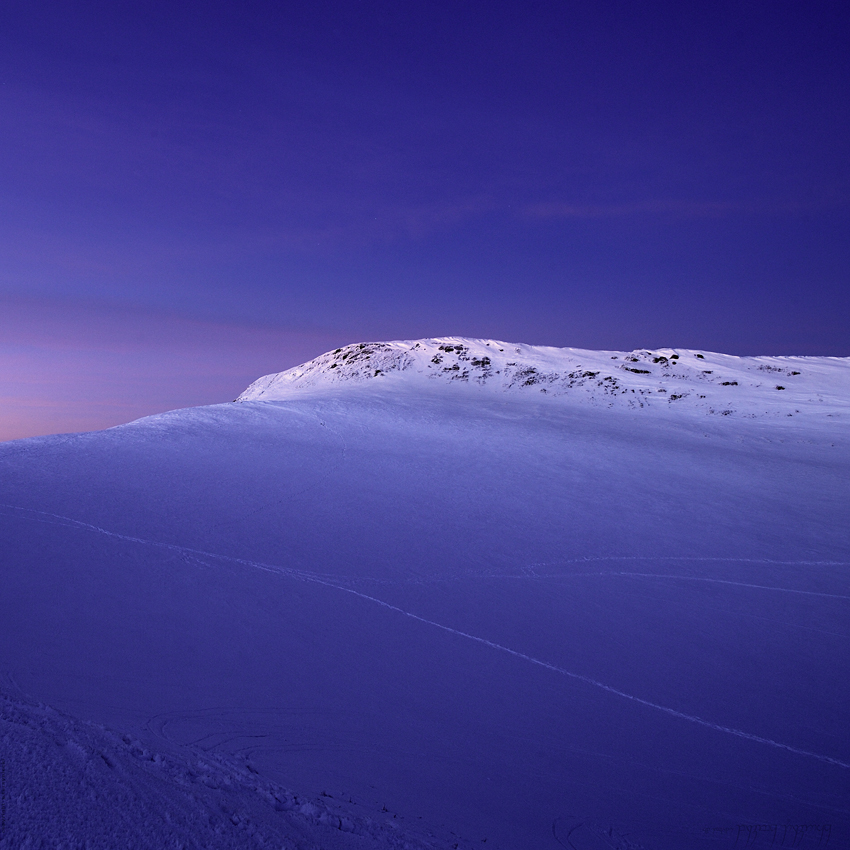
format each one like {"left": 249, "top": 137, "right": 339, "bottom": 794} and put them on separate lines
{"left": 1, "top": 338, "right": 848, "bottom": 849}
{"left": 239, "top": 337, "right": 850, "bottom": 419}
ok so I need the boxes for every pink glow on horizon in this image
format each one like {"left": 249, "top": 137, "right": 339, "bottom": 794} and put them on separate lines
{"left": 0, "top": 296, "right": 343, "bottom": 441}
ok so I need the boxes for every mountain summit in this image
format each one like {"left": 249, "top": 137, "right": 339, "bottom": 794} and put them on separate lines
{"left": 239, "top": 336, "right": 850, "bottom": 418}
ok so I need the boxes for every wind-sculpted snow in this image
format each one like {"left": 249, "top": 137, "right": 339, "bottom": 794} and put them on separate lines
{"left": 238, "top": 337, "right": 850, "bottom": 419}
{"left": 0, "top": 341, "right": 848, "bottom": 849}
{"left": 0, "top": 687, "right": 473, "bottom": 850}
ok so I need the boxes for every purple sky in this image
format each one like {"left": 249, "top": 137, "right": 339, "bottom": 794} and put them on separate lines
{"left": 2, "top": 0, "right": 848, "bottom": 439}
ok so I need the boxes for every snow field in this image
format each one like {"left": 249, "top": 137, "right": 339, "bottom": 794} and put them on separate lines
{"left": 0, "top": 338, "right": 848, "bottom": 848}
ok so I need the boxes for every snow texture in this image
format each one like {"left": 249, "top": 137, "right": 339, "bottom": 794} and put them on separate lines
{"left": 0, "top": 687, "right": 460, "bottom": 849}
{"left": 0, "top": 338, "right": 848, "bottom": 849}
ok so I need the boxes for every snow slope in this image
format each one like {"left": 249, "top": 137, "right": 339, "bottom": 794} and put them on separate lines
{"left": 0, "top": 338, "right": 848, "bottom": 849}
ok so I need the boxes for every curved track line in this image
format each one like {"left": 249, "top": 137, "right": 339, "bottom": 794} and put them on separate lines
{"left": 601, "top": 572, "right": 850, "bottom": 600}
{"left": 302, "top": 575, "right": 850, "bottom": 770}
{"left": 3, "top": 502, "right": 848, "bottom": 770}
{"left": 536, "top": 554, "right": 850, "bottom": 567}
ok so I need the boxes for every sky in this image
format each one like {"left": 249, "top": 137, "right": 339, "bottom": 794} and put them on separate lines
{"left": 1, "top": 0, "right": 848, "bottom": 439}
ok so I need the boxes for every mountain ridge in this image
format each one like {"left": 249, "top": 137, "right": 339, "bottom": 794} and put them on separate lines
{"left": 237, "top": 336, "right": 850, "bottom": 418}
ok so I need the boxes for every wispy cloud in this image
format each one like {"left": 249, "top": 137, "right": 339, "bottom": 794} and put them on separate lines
{"left": 522, "top": 193, "right": 849, "bottom": 220}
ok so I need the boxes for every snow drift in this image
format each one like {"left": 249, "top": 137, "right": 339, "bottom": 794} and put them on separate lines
{"left": 0, "top": 338, "right": 848, "bottom": 849}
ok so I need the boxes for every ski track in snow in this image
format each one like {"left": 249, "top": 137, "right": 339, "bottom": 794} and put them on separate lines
{"left": 596, "top": 572, "right": 850, "bottom": 600}
{"left": 3, "top": 501, "right": 848, "bottom": 772}
{"left": 345, "top": 564, "right": 850, "bottom": 602}
{"left": 534, "top": 555, "right": 849, "bottom": 567}
{"left": 309, "top": 580, "right": 850, "bottom": 771}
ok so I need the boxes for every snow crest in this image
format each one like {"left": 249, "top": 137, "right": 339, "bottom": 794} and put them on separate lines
{"left": 238, "top": 337, "right": 850, "bottom": 418}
